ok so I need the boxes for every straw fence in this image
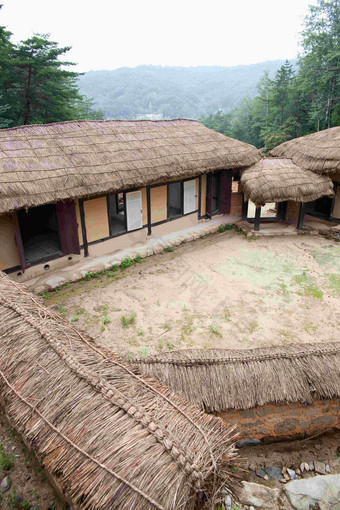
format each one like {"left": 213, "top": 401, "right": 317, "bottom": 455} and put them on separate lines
{"left": 0, "top": 271, "right": 239, "bottom": 509}
{"left": 132, "top": 343, "right": 340, "bottom": 413}
{"left": 240, "top": 158, "right": 334, "bottom": 206}
{"left": 0, "top": 119, "right": 261, "bottom": 214}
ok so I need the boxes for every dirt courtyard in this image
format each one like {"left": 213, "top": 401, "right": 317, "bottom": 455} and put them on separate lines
{"left": 44, "top": 230, "right": 340, "bottom": 357}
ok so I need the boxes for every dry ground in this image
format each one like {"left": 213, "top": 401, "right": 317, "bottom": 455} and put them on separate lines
{"left": 43, "top": 230, "right": 340, "bottom": 356}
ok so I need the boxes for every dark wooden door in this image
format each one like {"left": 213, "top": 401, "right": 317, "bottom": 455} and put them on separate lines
{"left": 220, "top": 170, "right": 233, "bottom": 214}
{"left": 56, "top": 201, "right": 80, "bottom": 255}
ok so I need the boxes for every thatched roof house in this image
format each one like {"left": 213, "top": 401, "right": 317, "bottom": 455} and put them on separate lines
{"left": 270, "top": 126, "right": 340, "bottom": 174}
{"left": 0, "top": 119, "right": 260, "bottom": 214}
{"left": 0, "top": 119, "right": 261, "bottom": 279}
{"left": 132, "top": 344, "right": 340, "bottom": 413}
{"left": 241, "top": 158, "right": 334, "bottom": 207}
{"left": 0, "top": 271, "right": 238, "bottom": 509}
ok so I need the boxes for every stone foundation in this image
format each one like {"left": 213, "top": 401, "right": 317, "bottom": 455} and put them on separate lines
{"left": 219, "top": 399, "right": 340, "bottom": 443}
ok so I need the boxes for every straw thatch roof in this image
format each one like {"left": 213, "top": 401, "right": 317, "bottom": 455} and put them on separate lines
{"left": 0, "top": 119, "right": 261, "bottom": 214}
{"left": 0, "top": 271, "right": 239, "bottom": 510}
{"left": 132, "top": 343, "right": 340, "bottom": 413}
{"left": 240, "top": 158, "right": 334, "bottom": 206}
{"left": 270, "top": 126, "right": 340, "bottom": 174}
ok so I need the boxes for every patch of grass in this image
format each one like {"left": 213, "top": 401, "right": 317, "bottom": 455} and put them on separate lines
{"left": 164, "top": 246, "right": 174, "bottom": 252}
{"left": 121, "top": 257, "right": 134, "bottom": 270}
{"left": 137, "top": 327, "right": 144, "bottom": 336}
{"left": 328, "top": 273, "right": 340, "bottom": 295}
{"left": 121, "top": 310, "right": 137, "bottom": 329}
{"left": 56, "top": 304, "right": 66, "bottom": 317}
{"left": 218, "top": 223, "right": 235, "bottom": 233}
{"left": 137, "top": 347, "right": 150, "bottom": 357}
{"left": 0, "top": 442, "right": 14, "bottom": 471}
{"left": 71, "top": 307, "right": 84, "bottom": 322}
{"left": 294, "top": 272, "right": 323, "bottom": 299}
{"left": 182, "top": 315, "right": 194, "bottom": 335}
{"left": 162, "top": 321, "right": 172, "bottom": 331}
{"left": 133, "top": 254, "right": 142, "bottom": 263}
{"left": 165, "top": 340, "right": 175, "bottom": 350}
{"left": 6, "top": 488, "right": 23, "bottom": 509}
{"left": 208, "top": 324, "right": 222, "bottom": 337}
{"left": 304, "top": 321, "right": 317, "bottom": 334}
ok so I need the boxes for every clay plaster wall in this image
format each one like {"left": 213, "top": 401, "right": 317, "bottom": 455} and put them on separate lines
{"left": 219, "top": 398, "right": 340, "bottom": 443}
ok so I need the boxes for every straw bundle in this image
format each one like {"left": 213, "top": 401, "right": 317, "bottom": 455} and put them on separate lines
{"left": 0, "top": 119, "right": 261, "bottom": 214}
{"left": 0, "top": 271, "right": 239, "bottom": 510}
{"left": 270, "top": 126, "right": 340, "bottom": 174}
{"left": 240, "top": 158, "right": 334, "bottom": 206}
{"left": 133, "top": 343, "right": 340, "bottom": 413}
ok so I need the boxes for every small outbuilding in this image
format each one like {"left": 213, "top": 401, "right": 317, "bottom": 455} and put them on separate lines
{"left": 269, "top": 127, "right": 340, "bottom": 229}
{"left": 0, "top": 119, "right": 261, "bottom": 281}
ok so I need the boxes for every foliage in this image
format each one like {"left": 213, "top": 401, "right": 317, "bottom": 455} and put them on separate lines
{"left": 121, "top": 310, "right": 137, "bottom": 328}
{"left": 201, "top": 1, "right": 340, "bottom": 148}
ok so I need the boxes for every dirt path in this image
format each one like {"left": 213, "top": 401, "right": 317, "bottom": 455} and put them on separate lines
{"left": 43, "top": 231, "right": 340, "bottom": 357}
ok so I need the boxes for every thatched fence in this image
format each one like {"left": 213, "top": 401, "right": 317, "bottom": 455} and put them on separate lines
{"left": 132, "top": 344, "right": 340, "bottom": 414}
{"left": 0, "top": 271, "right": 239, "bottom": 509}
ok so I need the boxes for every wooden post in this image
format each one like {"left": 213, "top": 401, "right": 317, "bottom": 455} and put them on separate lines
{"left": 254, "top": 206, "right": 261, "bottom": 231}
{"left": 79, "top": 199, "right": 89, "bottom": 257}
{"left": 147, "top": 186, "right": 152, "bottom": 235}
{"left": 297, "top": 203, "right": 306, "bottom": 230}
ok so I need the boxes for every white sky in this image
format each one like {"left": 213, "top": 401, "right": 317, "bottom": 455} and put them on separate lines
{"left": 2, "top": 0, "right": 317, "bottom": 72}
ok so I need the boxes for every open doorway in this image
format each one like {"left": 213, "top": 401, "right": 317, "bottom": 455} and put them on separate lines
{"left": 107, "top": 193, "right": 127, "bottom": 236}
{"left": 17, "top": 204, "right": 62, "bottom": 266}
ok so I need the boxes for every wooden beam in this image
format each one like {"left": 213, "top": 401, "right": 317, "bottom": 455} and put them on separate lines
{"left": 79, "top": 199, "right": 89, "bottom": 257}
{"left": 147, "top": 186, "right": 152, "bottom": 235}
{"left": 297, "top": 203, "right": 306, "bottom": 230}
{"left": 254, "top": 206, "right": 261, "bottom": 231}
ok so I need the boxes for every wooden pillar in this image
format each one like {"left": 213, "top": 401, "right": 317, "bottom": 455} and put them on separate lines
{"left": 79, "top": 199, "right": 89, "bottom": 257}
{"left": 242, "top": 195, "right": 248, "bottom": 220}
{"left": 147, "top": 186, "right": 152, "bottom": 235}
{"left": 297, "top": 203, "right": 306, "bottom": 230}
{"left": 254, "top": 206, "right": 261, "bottom": 231}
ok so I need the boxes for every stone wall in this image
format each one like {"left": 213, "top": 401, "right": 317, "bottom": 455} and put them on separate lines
{"left": 219, "top": 398, "right": 340, "bottom": 443}
{"left": 230, "top": 192, "right": 243, "bottom": 217}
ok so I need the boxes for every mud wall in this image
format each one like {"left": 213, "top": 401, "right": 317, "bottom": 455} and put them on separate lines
{"left": 219, "top": 398, "right": 340, "bottom": 443}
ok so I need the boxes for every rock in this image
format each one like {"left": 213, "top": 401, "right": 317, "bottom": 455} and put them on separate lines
{"left": 325, "top": 464, "right": 331, "bottom": 473}
{"left": 279, "top": 478, "right": 287, "bottom": 483}
{"left": 282, "top": 466, "right": 287, "bottom": 474}
{"left": 300, "top": 463, "right": 305, "bottom": 473}
{"left": 308, "top": 461, "right": 314, "bottom": 471}
{"left": 314, "top": 460, "right": 326, "bottom": 475}
{"left": 236, "top": 438, "right": 261, "bottom": 448}
{"left": 0, "top": 476, "right": 11, "bottom": 493}
{"left": 304, "top": 462, "right": 310, "bottom": 472}
{"left": 224, "top": 494, "right": 232, "bottom": 510}
{"left": 249, "top": 507, "right": 256, "bottom": 510}
{"left": 287, "top": 468, "right": 298, "bottom": 480}
{"left": 239, "top": 481, "right": 280, "bottom": 508}
{"left": 264, "top": 466, "right": 283, "bottom": 481}
{"left": 296, "top": 469, "right": 301, "bottom": 476}
{"left": 284, "top": 474, "right": 340, "bottom": 510}
{"left": 284, "top": 473, "right": 290, "bottom": 481}
{"left": 255, "top": 469, "right": 269, "bottom": 480}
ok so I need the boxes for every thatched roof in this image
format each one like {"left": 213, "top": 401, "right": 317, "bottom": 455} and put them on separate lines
{"left": 132, "top": 343, "right": 340, "bottom": 413}
{"left": 0, "top": 119, "right": 261, "bottom": 214}
{"left": 270, "top": 126, "right": 340, "bottom": 174}
{"left": 240, "top": 158, "right": 334, "bottom": 206}
{"left": 0, "top": 271, "right": 239, "bottom": 510}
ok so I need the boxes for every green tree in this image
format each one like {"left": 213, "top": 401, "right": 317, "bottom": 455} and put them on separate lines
{"left": 298, "top": 0, "right": 340, "bottom": 131}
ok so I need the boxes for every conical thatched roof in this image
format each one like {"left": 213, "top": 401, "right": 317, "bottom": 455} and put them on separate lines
{"left": 240, "top": 158, "right": 334, "bottom": 206}
{"left": 0, "top": 271, "right": 239, "bottom": 510}
{"left": 0, "top": 119, "right": 261, "bottom": 214}
{"left": 270, "top": 126, "right": 340, "bottom": 174}
{"left": 133, "top": 343, "right": 340, "bottom": 413}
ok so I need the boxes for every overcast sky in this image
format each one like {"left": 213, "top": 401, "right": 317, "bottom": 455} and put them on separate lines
{"left": 2, "top": 0, "right": 317, "bottom": 72}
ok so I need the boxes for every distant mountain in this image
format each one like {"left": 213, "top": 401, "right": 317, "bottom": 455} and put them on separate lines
{"left": 78, "top": 61, "right": 294, "bottom": 120}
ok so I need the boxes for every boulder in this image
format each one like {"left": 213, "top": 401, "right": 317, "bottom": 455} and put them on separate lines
{"left": 239, "top": 481, "right": 280, "bottom": 508}
{"left": 284, "top": 474, "right": 340, "bottom": 510}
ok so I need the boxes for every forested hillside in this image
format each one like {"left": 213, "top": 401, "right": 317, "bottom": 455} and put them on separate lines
{"left": 200, "top": 0, "right": 340, "bottom": 149}
{"left": 77, "top": 61, "right": 288, "bottom": 120}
